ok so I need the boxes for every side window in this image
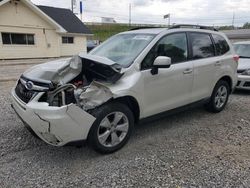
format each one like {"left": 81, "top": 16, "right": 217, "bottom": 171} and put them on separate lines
{"left": 1, "top": 33, "right": 35, "bottom": 45}
{"left": 212, "top": 34, "right": 230, "bottom": 55}
{"left": 141, "top": 33, "right": 188, "bottom": 70}
{"left": 62, "top": 36, "right": 74, "bottom": 44}
{"left": 190, "top": 33, "right": 215, "bottom": 60}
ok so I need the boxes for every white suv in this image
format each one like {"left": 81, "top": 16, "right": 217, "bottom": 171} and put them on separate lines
{"left": 11, "top": 25, "right": 238, "bottom": 153}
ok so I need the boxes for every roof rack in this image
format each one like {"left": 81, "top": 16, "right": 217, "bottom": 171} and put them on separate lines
{"left": 130, "top": 27, "right": 164, "bottom": 31}
{"left": 169, "top": 24, "right": 218, "bottom": 31}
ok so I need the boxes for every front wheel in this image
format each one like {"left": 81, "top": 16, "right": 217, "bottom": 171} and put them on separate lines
{"left": 88, "top": 102, "right": 134, "bottom": 154}
{"left": 205, "top": 80, "right": 230, "bottom": 113}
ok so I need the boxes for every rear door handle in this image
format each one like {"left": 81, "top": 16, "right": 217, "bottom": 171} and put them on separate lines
{"left": 215, "top": 61, "right": 222, "bottom": 66}
{"left": 183, "top": 68, "right": 193, "bottom": 74}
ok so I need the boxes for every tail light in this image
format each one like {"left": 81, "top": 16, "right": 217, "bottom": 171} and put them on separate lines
{"left": 233, "top": 55, "right": 239, "bottom": 63}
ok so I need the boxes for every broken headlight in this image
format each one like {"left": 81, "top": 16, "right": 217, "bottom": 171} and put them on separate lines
{"left": 242, "top": 69, "right": 250, "bottom": 76}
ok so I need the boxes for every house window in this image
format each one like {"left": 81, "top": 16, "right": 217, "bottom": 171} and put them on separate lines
{"left": 1, "top": 33, "right": 35, "bottom": 45}
{"left": 62, "top": 36, "right": 74, "bottom": 44}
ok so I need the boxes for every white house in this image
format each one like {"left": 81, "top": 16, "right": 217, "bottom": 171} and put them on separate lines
{"left": 0, "top": 0, "right": 93, "bottom": 59}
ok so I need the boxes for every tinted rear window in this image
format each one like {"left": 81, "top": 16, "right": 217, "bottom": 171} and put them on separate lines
{"left": 234, "top": 44, "right": 250, "bottom": 58}
{"left": 190, "top": 33, "right": 215, "bottom": 60}
{"left": 212, "top": 34, "right": 230, "bottom": 55}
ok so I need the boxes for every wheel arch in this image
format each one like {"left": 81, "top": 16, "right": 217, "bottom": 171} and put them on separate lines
{"left": 112, "top": 96, "right": 140, "bottom": 124}
{"left": 217, "top": 75, "right": 233, "bottom": 93}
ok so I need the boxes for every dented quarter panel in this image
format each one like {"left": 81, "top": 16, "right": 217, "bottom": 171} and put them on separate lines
{"left": 77, "top": 82, "right": 113, "bottom": 110}
{"left": 97, "top": 67, "right": 146, "bottom": 118}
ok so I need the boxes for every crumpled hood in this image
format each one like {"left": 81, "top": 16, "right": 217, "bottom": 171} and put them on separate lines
{"left": 23, "top": 58, "right": 71, "bottom": 82}
{"left": 238, "top": 58, "right": 250, "bottom": 70}
{"left": 22, "top": 54, "right": 123, "bottom": 84}
{"left": 79, "top": 53, "right": 118, "bottom": 66}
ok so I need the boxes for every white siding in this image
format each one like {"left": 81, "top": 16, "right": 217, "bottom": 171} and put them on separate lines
{"left": 0, "top": 1, "right": 88, "bottom": 59}
{"left": 60, "top": 35, "right": 87, "bottom": 57}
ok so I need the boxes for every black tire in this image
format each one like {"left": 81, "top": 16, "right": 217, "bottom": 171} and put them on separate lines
{"left": 205, "top": 80, "right": 230, "bottom": 113}
{"left": 88, "top": 102, "right": 134, "bottom": 154}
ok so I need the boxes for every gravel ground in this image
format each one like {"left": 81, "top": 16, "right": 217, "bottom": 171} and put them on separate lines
{"left": 0, "top": 81, "right": 250, "bottom": 188}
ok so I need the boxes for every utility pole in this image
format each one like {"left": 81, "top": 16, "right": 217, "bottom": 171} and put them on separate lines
{"left": 129, "top": 3, "right": 131, "bottom": 27}
{"left": 71, "top": 0, "right": 74, "bottom": 12}
{"left": 232, "top": 12, "right": 235, "bottom": 29}
{"left": 71, "top": 0, "right": 78, "bottom": 13}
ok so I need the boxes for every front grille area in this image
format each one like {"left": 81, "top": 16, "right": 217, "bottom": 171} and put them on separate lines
{"left": 243, "top": 82, "right": 250, "bottom": 87}
{"left": 237, "top": 81, "right": 241, "bottom": 86}
{"left": 15, "top": 81, "right": 35, "bottom": 103}
{"left": 237, "top": 69, "right": 245, "bottom": 74}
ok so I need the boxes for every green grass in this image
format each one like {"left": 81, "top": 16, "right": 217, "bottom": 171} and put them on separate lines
{"left": 87, "top": 24, "right": 133, "bottom": 41}
{"left": 86, "top": 23, "right": 245, "bottom": 42}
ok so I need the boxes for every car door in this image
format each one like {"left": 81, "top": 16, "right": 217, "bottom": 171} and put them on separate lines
{"left": 141, "top": 32, "right": 194, "bottom": 117}
{"left": 188, "top": 32, "right": 218, "bottom": 101}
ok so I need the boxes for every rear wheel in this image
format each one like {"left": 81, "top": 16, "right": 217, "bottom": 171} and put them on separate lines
{"left": 88, "top": 102, "right": 134, "bottom": 154}
{"left": 206, "top": 80, "right": 230, "bottom": 113}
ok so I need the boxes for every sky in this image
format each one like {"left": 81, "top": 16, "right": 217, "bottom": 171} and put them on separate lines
{"left": 31, "top": 0, "right": 250, "bottom": 26}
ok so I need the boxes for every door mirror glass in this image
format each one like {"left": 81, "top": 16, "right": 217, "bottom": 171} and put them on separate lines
{"left": 153, "top": 56, "right": 171, "bottom": 68}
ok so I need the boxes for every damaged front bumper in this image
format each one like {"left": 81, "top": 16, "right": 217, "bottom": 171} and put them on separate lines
{"left": 11, "top": 89, "right": 96, "bottom": 146}
{"left": 236, "top": 75, "right": 250, "bottom": 90}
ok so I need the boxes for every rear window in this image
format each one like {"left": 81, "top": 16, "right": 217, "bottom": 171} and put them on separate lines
{"left": 212, "top": 34, "right": 230, "bottom": 55}
{"left": 190, "top": 32, "right": 215, "bottom": 60}
{"left": 234, "top": 44, "right": 250, "bottom": 58}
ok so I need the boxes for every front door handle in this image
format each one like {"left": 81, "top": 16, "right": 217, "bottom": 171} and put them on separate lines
{"left": 183, "top": 68, "right": 193, "bottom": 74}
{"left": 215, "top": 61, "right": 222, "bottom": 66}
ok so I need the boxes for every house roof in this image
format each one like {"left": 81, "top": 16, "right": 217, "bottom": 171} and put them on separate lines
{"left": 0, "top": 0, "right": 92, "bottom": 35}
{"left": 37, "top": 5, "right": 92, "bottom": 35}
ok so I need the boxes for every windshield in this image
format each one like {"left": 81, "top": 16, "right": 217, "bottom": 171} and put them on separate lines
{"left": 90, "top": 34, "right": 155, "bottom": 67}
{"left": 234, "top": 44, "right": 250, "bottom": 58}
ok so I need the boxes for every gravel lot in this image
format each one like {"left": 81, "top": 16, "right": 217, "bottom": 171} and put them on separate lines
{"left": 0, "top": 80, "right": 250, "bottom": 188}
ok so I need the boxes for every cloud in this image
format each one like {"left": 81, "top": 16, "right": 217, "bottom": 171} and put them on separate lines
{"left": 31, "top": 0, "right": 250, "bottom": 26}
{"left": 133, "top": 0, "right": 153, "bottom": 6}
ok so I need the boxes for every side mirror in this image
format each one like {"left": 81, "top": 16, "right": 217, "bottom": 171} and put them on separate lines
{"left": 151, "top": 56, "right": 171, "bottom": 75}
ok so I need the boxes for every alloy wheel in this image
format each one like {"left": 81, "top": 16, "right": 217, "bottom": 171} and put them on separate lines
{"left": 215, "top": 85, "right": 228, "bottom": 109}
{"left": 97, "top": 112, "right": 129, "bottom": 147}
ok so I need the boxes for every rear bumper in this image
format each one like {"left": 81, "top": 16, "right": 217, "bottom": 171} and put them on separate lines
{"left": 236, "top": 75, "right": 250, "bottom": 90}
{"left": 11, "top": 89, "right": 96, "bottom": 146}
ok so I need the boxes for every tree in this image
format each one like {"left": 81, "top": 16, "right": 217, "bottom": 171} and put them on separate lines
{"left": 243, "top": 22, "right": 250, "bottom": 29}
{"left": 218, "top": 25, "right": 234, "bottom": 30}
